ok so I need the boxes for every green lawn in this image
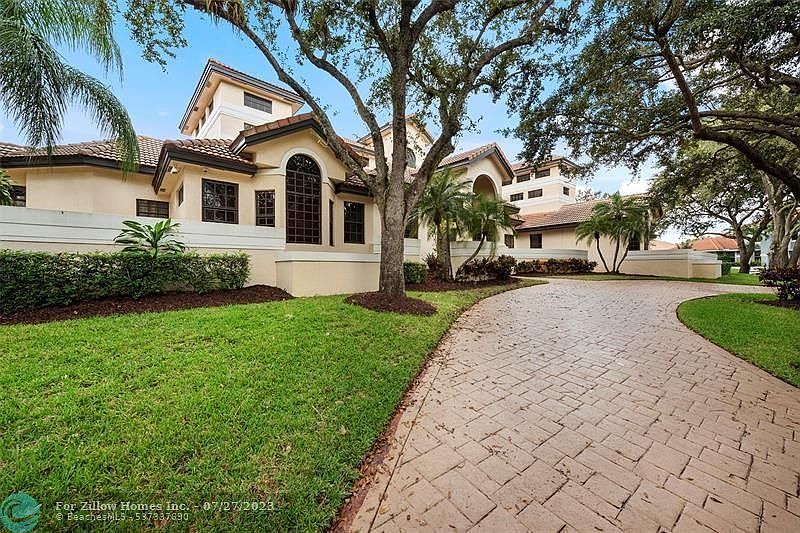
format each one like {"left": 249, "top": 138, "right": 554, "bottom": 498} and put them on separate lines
{"left": 678, "top": 293, "right": 800, "bottom": 387}
{"left": 555, "top": 269, "right": 761, "bottom": 286}
{"left": 0, "top": 280, "right": 542, "bottom": 531}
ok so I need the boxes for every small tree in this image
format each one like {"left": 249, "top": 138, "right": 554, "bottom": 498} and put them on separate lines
{"left": 114, "top": 219, "right": 185, "bottom": 257}
{"left": 414, "top": 169, "right": 472, "bottom": 281}
{"left": 576, "top": 193, "right": 648, "bottom": 273}
{"left": 457, "top": 196, "right": 517, "bottom": 272}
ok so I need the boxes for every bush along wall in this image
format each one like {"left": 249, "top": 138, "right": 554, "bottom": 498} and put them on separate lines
{"left": 457, "top": 255, "right": 516, "bottom": 281}
{"left": 403, "top": 262, "right": 428, "bottom": 284}
{"left": 515, "top": 258, "right": 597, "bottom": 275}
{"left": 0, "top": 250, "right": 250, "bottom": 314}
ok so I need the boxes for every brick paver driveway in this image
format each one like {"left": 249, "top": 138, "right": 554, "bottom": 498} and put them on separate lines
{"left": 348, "top": 279, "right": 800, "bottom": 533}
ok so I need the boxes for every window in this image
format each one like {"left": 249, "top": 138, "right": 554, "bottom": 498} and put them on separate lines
{"left": 329, "top": 200, "right": 335, "bottom": 246}
{"left": 136, "top": 199, "right": 169, "bottom": 218}
{"left": 244, "top": 92, "right": 272, "bottom": 113}
{"left": 510, "top": 193, "right": 523, "bottom": 202}
{"left": 529, "top": 189, "right": 543, "bottom": 199}
{"left": 202, "top": 179, "right": 238, "bottom": 224}
{"left": 535, "top": 168, "right": 550, "bottom": 178}
{"left": 530, "top": 233, "right": 543, "bottom": 249}
{"left": 628, "top": 232, "right": 641, "bottom": 251}
{"left": 406, "top": 148, "right": 417, "bottom": 169}
{"left": 11, "top": 185, "right": 25, "bottom": 207}
{"left": 286, "top": 154, "right": 321, "bottom": 244}
{"left": 563, "top": 186, "right": 570, "bottom": 196}
{"left": 405, "top": 218, "right": 419, "bottom": 239}
{"left": 516, "top": 173, "right": 530, "bottom": 183}
{"left": 256, "top": 190, "right": 276, "bottom": 227}
{"left": 344, "top": 201, "right": 365, "bottom": 244}
{"left": 504, "top": 234, "right": 515, "bottom": 248}
{"left": 177, "top": 184, "right": 184, "bottom": 206}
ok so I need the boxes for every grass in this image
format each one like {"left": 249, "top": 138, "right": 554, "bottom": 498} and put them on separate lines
{"left": 0, "top": 280, "right": 542, "bottom": 531}
{"left": 554, "top": 269, "right": 761, "bottom": 286}
{"left": 678, "top": 293, "right": 800, "bottom": 387}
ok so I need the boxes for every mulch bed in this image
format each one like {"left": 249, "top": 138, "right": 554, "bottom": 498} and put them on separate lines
{"left": 345, "top": 292, "right": 437, "bottom": 316}
{"left": 406, "top": 278, "right": 519, "bottom": 292}
{"left": 760, "top": 299, "right": 800, "bottom": 311}
{"left": 0, "top": 285, "right": 293, "bottom": 326}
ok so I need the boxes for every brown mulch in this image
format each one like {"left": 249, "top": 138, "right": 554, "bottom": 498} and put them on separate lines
{"left": 760, "top": 299, "right": 800, "bottom": 311}
{"left": 0, "top": 285, "right": 293, "bottom": 326}
{"left": 345, "top": 292, "right": 437, "bottom": 316}
{"left": 406, "top": 278, "right": 518, "bottom": 292}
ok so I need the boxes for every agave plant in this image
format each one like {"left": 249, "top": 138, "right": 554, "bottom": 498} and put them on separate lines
{"left": 114, "top": 219, "right": 185, "bottom": 257}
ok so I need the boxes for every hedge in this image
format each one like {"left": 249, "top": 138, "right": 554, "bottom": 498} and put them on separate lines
{"left": 0, "top": 250, "right": 250, "bottom": 314}
{"left": 721, "top": 259, "right": 733, "bottom": 276}
{"left": 403, "top": 262, "right": 428, "bottom": 284}
{"left": 457, "top": 255, "right": 516, "bottom": 281}
{"left": 515, "top": 258, "right": 597, "bottom": 275}
{"left": 759, "top": 267, "right": 800, "bottom": 301}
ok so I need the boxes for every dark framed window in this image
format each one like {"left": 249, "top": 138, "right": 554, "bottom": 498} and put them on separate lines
{"left": 530, "top": 233, "right": 543, "bottom": 249}
{"left": 406, "top": 149, "right": 417, "bottom": 169}
{"left": 344, "top": 201, "right": 365, "bottom": 244}
{"left": 510, "top": 193, "right": 523, "bottom": 202}
{"left": 256, "top": 190, "right": 276, "bottom": 227}
{"left": 177, "top": 184, "right": 184, "bottom": 206}
{"left": 535, "top": 168, "right": 550, "bottom": 178}
{"left": 628, "top": 232, "right": 641, "bottom": 251}
{"left": 11, "top": 185, "right": 26, "bottom": 207}
{"left": 405, "top": 218, "right": 419, "bottom": 239}
{"left": 529, "top": 189, "right": 543, "bottom": 199}
{"left": 563, "top": 186, "right": 570, "bottom": 196}
{"left": 329, "top": 200, "right": 335, "bottom": 246}
{"left": 244, "top": 92, "right": 272, "bottom": 113}
{"left": 504, "top": 234, "right": 515, "bottom": 248}
{"left": 286, "top": 154, "right": 321, "bottom": 244}
{"left": 136, "top": 199, "right": 169, "bottom": 218}
{"left": 517, "top": 173, "right": 530, "bottom": 183}
{"left": 202, "top": 179, "right": 238, "bottom": 224}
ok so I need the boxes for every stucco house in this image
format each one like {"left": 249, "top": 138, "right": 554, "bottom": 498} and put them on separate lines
{"left": 0, "top": 59, "right": 720, "bottom": 294}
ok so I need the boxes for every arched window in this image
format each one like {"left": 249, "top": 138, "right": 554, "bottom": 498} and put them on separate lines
{"left": 406, "top": 148, "right": 417, "bottom": 169}
{"left": 286, "top": 154, "right": 322, "bottom": 244}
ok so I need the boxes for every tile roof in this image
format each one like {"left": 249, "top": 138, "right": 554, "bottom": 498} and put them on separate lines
{"left": 0, "top": 142, "right": 28, "bottom": 157}
{"left": 516, "top": 199, "right": 604, "bottom": 231}
{"left": 511, "top": 155, "right": 579, "bottom": 174}
{"left": 161, "top": 138, "right": 254, "bottom": 168}
{"left": 690, "top": 236, "right": 738, "bottom": 252}
{"left": 0, "top": 136, "right": 164, "bottom": 170}
{"left": 439, "top": 142, "right": 515, "bottom": 180}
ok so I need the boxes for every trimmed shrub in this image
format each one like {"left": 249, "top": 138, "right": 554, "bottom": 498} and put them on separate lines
{"left": 721, "top": 260, "right": 733, "bottom": 276}
{"left": 403, "top": 262, "right": 428, "bottom": 284}
{"left": 0, "top": 250, "right": 250, "bottom": 314}
{"left": 759, "top": 267, "right": 800, "bottom": 301}
{"left": 515, "top": 258, "right": 597, "bottom": 275}
{"left": 457, "top": 255, "right": 517, "bottom": 281}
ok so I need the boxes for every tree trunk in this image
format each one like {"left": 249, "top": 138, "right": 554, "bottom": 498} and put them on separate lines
{"left": 595, "top": 234, "right": 610, "bottom": 272}
{"left": 734, "top": 231, "right": 752, "bottom": 273}
{"left": 378, "top": 175, "right": 407, "bottom": 298}
{"left": 435, "top": 219, "right": 453, "bottom": 281}
{"left": 458, "top": 235, "right": 486, "bottom": 277}
{"left": 790, "top": 238, "right": 800, "bottom": 267}
{"left": 611, "top": 237, "right": 622, "bottom": 273}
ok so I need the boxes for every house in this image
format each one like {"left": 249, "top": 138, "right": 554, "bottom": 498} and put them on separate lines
{"left": 0, "top": 59, "right": 721, "bottom": 292}
{"left": 690, "top": 236, "right": 740, "bottom": 262}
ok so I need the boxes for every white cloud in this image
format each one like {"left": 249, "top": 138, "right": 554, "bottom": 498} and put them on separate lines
{"left": 619, "top": 178, "right": 650, "bottom": 195}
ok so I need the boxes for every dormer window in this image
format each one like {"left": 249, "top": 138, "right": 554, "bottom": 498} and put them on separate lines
{"left": 244, "top": 92, "right": 272, "bottom": 113}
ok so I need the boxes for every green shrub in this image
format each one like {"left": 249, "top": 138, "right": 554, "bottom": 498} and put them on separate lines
{"left": 403, "top": 262, "right": 428, "bottom": 284}
{"left": 515, "top": 258, "right": 597, "bottom": 275}
{"left": 0, "top": 250, "right": 250, "bottom": 314}
{"left": 721, "top": 260, "right": 733, "bottom": 276}
{"left": 759, "top": 267, "right": 800, "bottom": 301}
{"left": 456, "top": 255, "right": 516, "bottom": 281}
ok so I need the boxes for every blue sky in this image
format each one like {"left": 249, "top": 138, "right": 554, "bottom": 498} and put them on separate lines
{"left": 0, "top": 9, "right": 659, "bottom": 218}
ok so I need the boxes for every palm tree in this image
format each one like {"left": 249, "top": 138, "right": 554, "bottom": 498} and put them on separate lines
{"left": 457, "top": 196, "right": 517, "bottom": 272}
{"left": 413, "top": 169, "right": 473, "bottom": 280}
{"left": 0, "top": 170, "right": 12, "bottom": 205}
{"left": 0, "top": 0, "right": 138, "bottom": 171}
{"left": 576, "top": 193, "right": 649, "bottom": 273}
{"left": 114, "top": 219, "right": 185, "bottom": 257}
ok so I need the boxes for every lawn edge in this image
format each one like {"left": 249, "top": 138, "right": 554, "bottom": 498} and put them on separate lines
{"left": 522, "top": 273, "right": 761, "bottom": 287}
{"left": 329, "top": 278, "right": 545, "bottom": 532}
{"left": 676, "top": 293, "right": 799, "bottom": 390}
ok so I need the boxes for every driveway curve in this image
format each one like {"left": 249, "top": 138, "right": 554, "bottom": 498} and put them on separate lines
{"left": 348, "top": 279, "right": 800, "bottom": 533}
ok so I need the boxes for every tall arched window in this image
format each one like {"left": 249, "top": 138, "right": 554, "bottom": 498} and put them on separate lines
{"left": 286, "top": 154, "right": 322, "bottom": 244}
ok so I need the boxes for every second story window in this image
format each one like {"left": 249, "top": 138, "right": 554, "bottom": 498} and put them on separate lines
{"left": 529, "top": 189, "right": 543, "bottom": 198}
{"left": 516, "top": 173, "right": 530, "bottom": 183}
{"left": 563, "top": 186, "right": 570, "bottom": 196}
{"left": 11, "top": 185, "right": 26, "bottom": 207}
{"left": 256, "top": 190, "right": 275, "bottom": 227}
{"left": 530, "top": 233, "right": 543, "bottom": 249}
{"left": 177, "top": 184, "right": 184, "bottom": 206}
{"left": 535, "top": 168, "right": 550, "bottom": 178}
{"left": 510, "top": 193, "right": 523, "bottom": 202}
{"left": 406, "top": 149, "right": 417, "bottom": 169}
{"left": 244, "top": 92, "right": 272, "bottom": 113}
{"left": 202, "top": 178, "right": 238, "bottom": 224}
{"left": 344, "top": 201, "right": 365, "bottom": 244}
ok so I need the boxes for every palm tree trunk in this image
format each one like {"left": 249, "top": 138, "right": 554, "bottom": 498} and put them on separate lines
{"left": 611, "top": 238, "right": 622, "bottom": 273}
{"left": 458, "top": 236, "right": 486, "bottom": 277}
{"left": 595, "top": 236, "right": 610, "bottom": 272}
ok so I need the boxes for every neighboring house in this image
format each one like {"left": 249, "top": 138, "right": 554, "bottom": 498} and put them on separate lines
{"left": 760, "top": 233, "right": 797, "bottom": 269}
{"left": 649, "top": 240, "right": 678, "bottom": 250}
{"left": 690, "top": 236, "right": 740, "bottom": 262}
